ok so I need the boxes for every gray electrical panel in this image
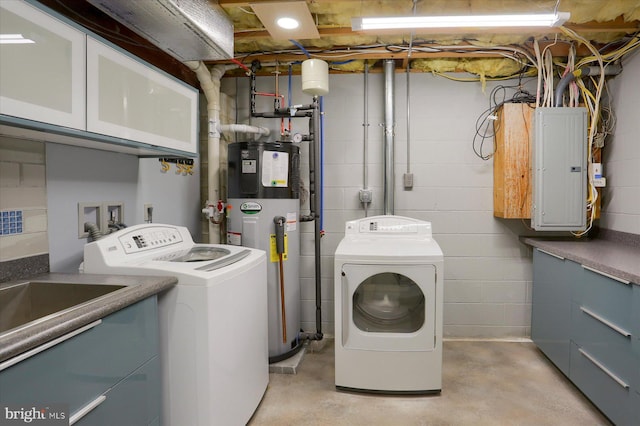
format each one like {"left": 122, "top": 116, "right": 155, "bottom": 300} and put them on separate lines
{"left": 531, "top": 107, "right": 587, "bottom": 231}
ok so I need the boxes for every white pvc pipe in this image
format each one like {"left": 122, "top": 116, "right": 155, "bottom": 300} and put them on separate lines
{"left": 185, "top": 62, "right": 271, "bottom": 243}
{"left": 219, "top": 123, "right": 270, "bottom": 136}
{"left": 185, "top": 61, "right": 226, "bottom": 243}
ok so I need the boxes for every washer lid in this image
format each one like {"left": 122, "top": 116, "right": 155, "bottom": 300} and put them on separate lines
{"left": 153, "top": 246, "right": 252, "bottom": 271}
{"left": 163, "top": 246, "right": 231, "bottom": 262}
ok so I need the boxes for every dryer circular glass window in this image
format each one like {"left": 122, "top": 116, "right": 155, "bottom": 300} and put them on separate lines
{"left": 352, "top": 272, "right": 425, "bottom": 333}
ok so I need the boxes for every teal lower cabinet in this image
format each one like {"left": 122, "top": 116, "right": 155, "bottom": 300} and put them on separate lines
{"left": 0, "top": 296, "right": 160, "bottom": 424}
{"left": 532, "top": 249, "right": 640, "bottom": 425}
{"left": 75, "top": 356, "right": 160, "bottom": 426}
{"left": 569, "top": 342, "right": 634, "bottom": 425}
{"left": 531, "top": 249, "right": 573, "bottom": 375}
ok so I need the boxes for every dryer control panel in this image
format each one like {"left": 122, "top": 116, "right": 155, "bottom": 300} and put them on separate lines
{"left": 346, "top": 216, "right": 432, "bottom": 236}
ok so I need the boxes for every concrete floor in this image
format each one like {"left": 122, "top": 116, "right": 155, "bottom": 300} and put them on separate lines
{"left": 249, "top": 339, "right": 611, "bottom": 425}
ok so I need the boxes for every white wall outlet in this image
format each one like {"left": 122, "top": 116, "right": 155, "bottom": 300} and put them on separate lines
{"left": 593, "top": 177, "right": 607, "bottom": 187}
{"left": 78, "top": 202, "right": 102, "bottom": 238}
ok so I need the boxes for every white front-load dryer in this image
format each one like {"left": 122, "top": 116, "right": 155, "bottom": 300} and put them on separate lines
{"left": 334, "top": 215, "right": 444, "bottom": 393}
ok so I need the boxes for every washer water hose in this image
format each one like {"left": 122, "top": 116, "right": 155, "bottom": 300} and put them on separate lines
{"left": 84, "top": 222, "right": 103, "bottom": 242}
{"left": 273, "top": 216, "right": 287, "bottom": 343}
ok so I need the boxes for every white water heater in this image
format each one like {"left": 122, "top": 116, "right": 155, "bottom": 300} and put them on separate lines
{"left": 227, "top": 141, "right": 301, "bottom": 362}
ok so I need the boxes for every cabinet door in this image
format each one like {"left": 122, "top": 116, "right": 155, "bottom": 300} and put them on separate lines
{"left": 0, "top": 1, "right": 85, "bottom": 130}
{"left": 0, "top": 297, "right": 158, "bottom": 415}
{"left": 86, "top": 37, "right": 198, "bottom": 154}
{"left": 74, "top": 356, "right": 160, "bottom": 426}
{"left": 531, "top": 249, "right": 574, "bottom": 375}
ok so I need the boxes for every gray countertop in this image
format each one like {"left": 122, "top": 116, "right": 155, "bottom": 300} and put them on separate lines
{"left": 521, "top": 237, "right": 640, "bottom": 285}
{"left": 0, "top": 273, "right": 177, "bottom": 363}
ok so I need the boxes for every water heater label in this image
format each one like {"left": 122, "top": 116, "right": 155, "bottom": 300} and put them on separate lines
{"left": 242, "top": 159, "right": 257, "bottom": 173}
{"left": 261, "top": 151, "right": 289, "bottom": 187}
{"left": 269, "top": 233, "right": 288, "bottom": 262}
{"left": 240, "top": 201, "right": 262, "bottom": 214}
{"left": 286, "top": 212, "right": 297, "bottom": 231}
{"left": 227, "top": 231, "right": 241, "bottom": 245}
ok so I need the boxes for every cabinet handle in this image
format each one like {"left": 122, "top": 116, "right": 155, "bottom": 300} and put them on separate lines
{"left": 580, "top": 306, "right": 632, "bottom": 338}
{"left": 69, "top": 394, "right": 107, "bottom": 425}
{"left": 536, "top": 248, "right": 564, "bottom": 260}
{"left": 0, "top": 320, "right": 102, "bottom": 372}
{"left": 581, "top": 265, "right": 630, "bottom": 285}
{"left": 578, "top": 348, "right": 629, "bottom": 389}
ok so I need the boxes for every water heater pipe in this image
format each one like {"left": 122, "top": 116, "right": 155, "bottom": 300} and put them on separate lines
{"left": 187, "top": 61, "right": 271, "bottom": 242}
{"left": 383, "top": 59, "right": 396, "bottom": 215}
{"left": 186, "top": 61, "right": 225, "bottom": 243}
{"left": 219, "top": 124, "right": 270, "bottom": 136}
{"left": 247, "top": 66, "right": 323, "bottom": 341}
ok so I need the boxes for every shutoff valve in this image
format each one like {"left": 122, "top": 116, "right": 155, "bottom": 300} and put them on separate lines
{"left": 202, "top": 200, "right": 225, "bottom": 224}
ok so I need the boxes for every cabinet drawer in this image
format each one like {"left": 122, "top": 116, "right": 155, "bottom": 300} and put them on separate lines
{"left": 75, "top": 356, "right": 160, "bottom": 426}
{"left": 0, "top": 297, "right": 158, "bottom": 414}
{"left": 570, "top": 342, "right": 633, "bottom": 425}
{"left": 574, "top": 266, "right": 633, "bottom": 331}
{"left": 571, "top": 302, "right": 635, "bottom": 386}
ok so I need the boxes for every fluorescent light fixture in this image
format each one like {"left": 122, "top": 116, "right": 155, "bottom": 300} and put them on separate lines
{"left": 277, "top": 17, "right": 300, "bottom": 30}
{"left": 0, "top": 34, "right": 35, "bottom": 44}
{"left": 352, "top": 12, "right": 570, "bottom": 30}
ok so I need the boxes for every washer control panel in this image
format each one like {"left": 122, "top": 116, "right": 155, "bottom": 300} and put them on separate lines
{"left": 118, "top": 225, "right": 184, "bottom": 254}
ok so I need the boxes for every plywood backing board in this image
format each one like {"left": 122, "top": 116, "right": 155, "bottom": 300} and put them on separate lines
{"left": 493, "top": 103, "right": 535, "bottom": 218}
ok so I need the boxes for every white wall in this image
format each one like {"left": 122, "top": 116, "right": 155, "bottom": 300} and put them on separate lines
{"left": 0, "top": 138, "right": 48, "bottom": 262}
{"left": 138, "top": 158, "right": 201, "bottom": 237}
{"left": 46, "top": 143, "right": 201, "bottom": 272}
{"left": 233, "top": 72, "right": 534, "bottom": 339}
{"left": 46, "top": 143, "right": 139, "bottom": 272}
{"left": 601, "top": 50, "right": 640, "bottom": 235}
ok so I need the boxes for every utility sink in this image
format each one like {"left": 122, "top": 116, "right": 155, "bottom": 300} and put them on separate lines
{"left": 0, "top": 281, "right": 126, "bottom": 335}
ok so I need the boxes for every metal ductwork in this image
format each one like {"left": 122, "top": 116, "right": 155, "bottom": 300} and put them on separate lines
{"left": 86, "top": 0, "right": 233, "bottom": 61}
{"left": 383, "top": 59, "right": 396, "bottom": 215}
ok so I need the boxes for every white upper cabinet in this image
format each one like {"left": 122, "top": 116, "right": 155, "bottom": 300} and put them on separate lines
{"left": 0, "top": 0, "right": 86, "bottom": 130}
{"left": 86, "top": 38, "right": 199, "bottom": 155}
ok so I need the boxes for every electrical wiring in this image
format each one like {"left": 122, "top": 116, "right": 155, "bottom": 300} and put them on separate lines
{"left": 472, "top": 83, "right": 536, "bottom": 160}
{"left": 557, "top": 27, "right": 606, "bottom": 237}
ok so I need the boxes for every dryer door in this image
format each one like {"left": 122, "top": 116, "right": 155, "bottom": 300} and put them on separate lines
{"left": 340, "top": 263, "right": 436, "bottom": 351}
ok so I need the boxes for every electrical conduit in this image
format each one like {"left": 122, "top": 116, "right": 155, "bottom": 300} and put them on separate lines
{"left": 383, "top": 59, "right": 396, "bottom": 215}
{"left": 554, "top": 65, "right": 622, "bottom": 107}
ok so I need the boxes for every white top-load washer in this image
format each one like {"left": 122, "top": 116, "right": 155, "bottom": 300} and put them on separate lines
{"left": 82, "top": 224, "right": 268, "bottom": 425}
{"left": 334, "top": 215, "right": 444, "bottom": 393}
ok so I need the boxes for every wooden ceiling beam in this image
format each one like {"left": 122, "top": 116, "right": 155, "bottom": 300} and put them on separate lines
{"left": 221, "top": 40, "right": 598, "bottom": 65}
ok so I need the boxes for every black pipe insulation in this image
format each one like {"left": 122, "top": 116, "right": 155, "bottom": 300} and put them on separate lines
{"left": 247, "top": 63, "right": 323, "bottom": 341}
{"left": 311, "top": 97, "right": 323, "bottom": 340}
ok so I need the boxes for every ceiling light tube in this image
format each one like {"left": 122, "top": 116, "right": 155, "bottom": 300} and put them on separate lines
{"left": 0, "top": 34, "right": 35, "bottom": 44}
{"left": 352, "top": 12, "right": 570, "bottom": 30}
